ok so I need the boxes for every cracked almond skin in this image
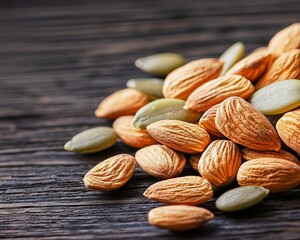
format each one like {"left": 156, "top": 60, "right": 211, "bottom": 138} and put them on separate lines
{"left": 241, "top": 148, "right": 299, "bottom": 165}
{"left": 163, "top": 58, "right": 223, "bottom": 100}
{"left": 268, "top": 23, "right": 300, "bottom": 57}
{"left": 215, "top": 97, "right": 281, "bottom": 151}
{"left": 226, "top": 49, "right": 273, "bottom": 82}
{"left": 148, "top": 205, "right": 214, "bottom": 231}
{"left": 143, "top": 176, "right": 213, "bottom": 205}
{"left": 237, "top": 158, "right": 300, "bottom": 192}
{"left": 113, "top": 115, "right": 158, "bottom": 148}
{"left": 146, "top": 120, "right": 210, "bottom": 154}
{"left": 199, "top": 104, "right": 224, "bottom": 138}
{"left": 135, "top": 145, "right": 186, "bottom": 179}
{"left": 83, "top": 154, "right": 136, "bottom": 191}
{"left": 184, "top": 74, "right": 255, "bottom": 112}
{"left": 276, "top": 109, "right": 300, "bottom": 155}
{"left": 255, "top": 49, "right": 300, "bottom": 89}
{"left": 95, "top": 88, "right": 149, "bottom": 119}
{"left": 198, "top": 140, "right": 242, "bottom": 187}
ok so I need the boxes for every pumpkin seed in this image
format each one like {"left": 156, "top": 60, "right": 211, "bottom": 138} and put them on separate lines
{"left": 249, "top": 79, "right": 300, "bottom": 115}
{"left": 135, "top": 53, "right": 185, "bottom": 77}
{"left": 132, "top": 98, "right": 201, "bottom": 129}
{"left": 219, "top": 42, "right": 245, "bottom": 76}
{"left": 64, "top": 127, "right": 118, "bottom": 153}
{"left": 216, "top": 186, "right": 269, "bottom": 212}
{"left": 126, "top": 78, "right": 164, "bottom": 99}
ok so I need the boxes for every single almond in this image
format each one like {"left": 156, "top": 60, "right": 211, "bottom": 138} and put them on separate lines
{"left": 255, "top": 49, "right": 300, "bottom": 89}
{"left": 198, "top": 140, "right": 242, "bottom": 187}
{"left": 163, "top": 58, "right": 223, "bottom": 100}
{"left": 237, "top": 158, "right": 300, "bottom": 192}
{"left": 268, "top": 23, "right": 300, "bottom": 57}
{"left": 189, "top": 154, "right": 202, "bottom": 172}
{"left": 226, "top": 49, "right": 273, "bottom": 82}
{"left": 241, "top": 148, "right": 299, "bottom": 165}
{"left": 215, "top": 97, "right": 281, "bottom": 151}
{"left": 113, "top": 115, "right": 158, "bottom": 148}
{"left": 83, "top": 154, "right": 136, "bottom": 191}
{"left": 95, "top": 88, "right": 149, "bottom": 119}
{"left": 146, "top": 120, "right": 210, "bottom": 154}
{"left": 143, "top": 176, "right": 213, "bottom": 205}
{"left": 184, "top": 74, "right": 255, "bottom": 112}
{"left": 199, "top": 104, "right": 224, "bottom": 138}
{"left": 135, "top": 145, "right": 186, "bottom": 179}
{"left": 148, "top": 205, "right": 214, "bottom": 231}
{"left": 276, "top": 109, "right": 300, "bottom": 155}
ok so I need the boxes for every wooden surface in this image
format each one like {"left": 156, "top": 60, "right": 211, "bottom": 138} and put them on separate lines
{"left": 0, "top": 0, "right": 299, "bottom": 239}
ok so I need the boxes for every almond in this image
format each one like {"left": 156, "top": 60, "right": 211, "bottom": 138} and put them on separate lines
{"left": 184, "top": 75, "right": 255, "bottom": 112}
{"left": 241, "top": 148, "right": 299, "bottom": 165}
{"left": 198, "top": 140, "right": 242, "bottom": 187}
{"left": 135, "top": 145, "right": 186, "bottom": 179}
{"left": 199, "top": 104, "right": 224, "bottom": 138}
{"left": 143, "top": 176, "right": 213, "bottom": 205}
{"left": 226, "top": 49, "right": 273, "bottom": 82}
{"left": 276, "top": 109, "right": 300, "bottom": 155}
{"left": 148, "top": 205, "right": 214, "bottom": 231}
{"left": 163, "top": 58, "right": 223, "bottom": 100}
{"left": 113, "top": 115, "right": 158, "bottom": 148}
{"left": 215, "top": 97, "right": 281, "bottom": 151}
{"left": 83, "top": 154, "right": 136, "bottom": 191}
{"left": 146, "top": 120, "right": 210, "bottom": 154}
{"left": 189, "top": 154, "right": 202, "bottom": 172}
{"left": 268, "top": 23, "right": 300, "bottom": 57}
{"left": 255, "top": 49, "right": 300, "bottom": 89}
{"left": 95, "top": 88, "right": 149, "bottom": 119}
{"left": 237, "top": 158, "right": 300, "bottom": 192}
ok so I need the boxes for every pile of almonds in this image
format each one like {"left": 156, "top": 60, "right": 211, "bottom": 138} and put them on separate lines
{"left": 65, "top": 23, "right": 300, "bottom": 231}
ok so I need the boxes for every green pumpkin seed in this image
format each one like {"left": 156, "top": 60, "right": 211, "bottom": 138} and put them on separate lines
{"left": 132, "top": 98, "right": 201, "bottom": 129}
{"left": 216, "top": 186, "right": 269, "bottom": 212}
{"left": 64, "top": 127, "right": 118, "bottom": 153}
{"left": 250, "top": 79, "right": 300, "bottom": 115}
{"left": 135, "top": 53, "right": 185, "bottom": 77}
{"left": 126, "top": 78, "right": 164, "bottom": 99}
{"left": 219, "top": 42, "right": 245, "bottom": 76}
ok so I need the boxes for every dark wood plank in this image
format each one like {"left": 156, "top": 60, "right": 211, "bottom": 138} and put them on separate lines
{"left": 0, "top": 0, "right": 299, "bottom": 239}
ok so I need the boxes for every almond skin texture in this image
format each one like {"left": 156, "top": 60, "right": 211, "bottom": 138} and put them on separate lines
{"left": 215, "top": 97, "right": 281, "bottom": 151}
{"left": 135, "top": 145, "right": 186, "bottom": 179}
{"left": 148, "top": 205, "right": 214, "bottom": 231}
{"left": 199, "top": 104, "right": 224, "bottom": 138}
{"left": 198, "top": 140, "right": 242, "bottom": 187}
{"left": 237, "top": 158, "right": 300, "bottom": 192}
{"left": 113, "top": 115, "right": 158, "bottom": 148}
{"left": 163, "top": 58, "right": 223, "bottom": 100}
{"left": 83, "top": 154, "right": 136, "bottom": 191}
{"left": 241, "top": 148, "right": 299, "bottom": 165}
{"left": 189, "top": 154, "right": 202, "bottom": 172}
{"left": 276, "top": 109, "right": 300, "bottom": 155}
{"left": 95, "top": 88, "right": 149, "bottom": 119}
{"left": 143, "top": 176, "right": 213, "bottom": 205}
{"left": 147, "top": 120, "right": 210, "bottom": 154}
{"left": 184, "top": 74, "right": 255, "bottom": 112}
{"left": 268, "top": 23, "right": 300, "bottom": 57}
{"left": 226, "top": 49, "right": 273, "bottom": 82}
{"left": 255, "top": 49, "right": 300, "bottom": 89}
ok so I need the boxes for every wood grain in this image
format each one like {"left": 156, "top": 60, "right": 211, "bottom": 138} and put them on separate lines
{"left": 0, "top": 0, "right": 299, "bottom": 239}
